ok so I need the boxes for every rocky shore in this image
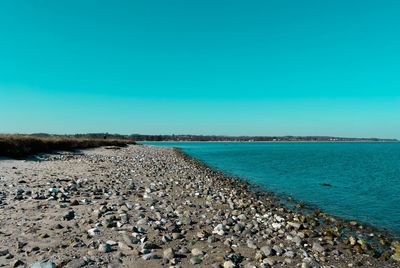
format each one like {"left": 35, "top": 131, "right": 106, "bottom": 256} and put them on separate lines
{"left": 0, "top": 144, "right": 399, "bottom": 267}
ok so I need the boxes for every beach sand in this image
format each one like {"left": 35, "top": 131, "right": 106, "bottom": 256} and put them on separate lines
{"left": 0, "top": 145, "right": 398, "bottom": 267}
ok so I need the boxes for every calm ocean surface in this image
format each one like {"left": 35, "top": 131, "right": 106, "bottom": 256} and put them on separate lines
{"left": 143, "top": 142, "right": 400, "bottom": 236}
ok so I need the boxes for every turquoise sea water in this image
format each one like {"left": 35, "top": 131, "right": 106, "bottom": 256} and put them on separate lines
{"left": 143, "top": 142, "right": 400, "bottom": 236}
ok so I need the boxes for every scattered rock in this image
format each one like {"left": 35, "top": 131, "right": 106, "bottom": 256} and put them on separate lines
{"left": 260, "top": 245, "right": 273, "bottom": 256}
{"left": 31, "top": 261, "right": 57, "bottom": 268}
{"left": 247, "top": 239, "right": 257, "bottom": 249}
{"left": 190, "top": 257, "right": 202, "bottom": 265}
{"left": 191, "top": 248, "right": 203, "bottom": 256}
{"left": 87, "top": 228, "right": 100, "bottom": 237}
{"left": 163, "top": 248, "right": 175, "bottom": 260}
{"left": 142, "top": 253, "right": 161, "bottom": 260}
{"left": 312, "top": 242, "right": 325, "bottom": 253}
{"left": 63, "top": 210, "right": 75, "bottom": 221}
{"left": 272, "top": 245, "right": 282, "bottom": 256}
{"left": 98, "top": 243, "right": 112, "bottom": 253}
{"left": 226, "top": 252, "right": 243, "bottom": 264}
{"left": 213, "top": 224, "right": 227, "bottom": 236}
{"left": 12, "top": 259, "right": 24, "bottom": 267}
{"left": 284, "top": 250, "right": 295, "bottom": 258}
{"left": 0, "top": 249, "right": 9, "bottom": 256}
{"left": 391, "top": 241, "right": 400, "bottom": 261}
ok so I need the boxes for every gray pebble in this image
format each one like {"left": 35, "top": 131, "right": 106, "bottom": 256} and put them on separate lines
{"left": 190, "top": 257, "right": 202, "bottom": 265}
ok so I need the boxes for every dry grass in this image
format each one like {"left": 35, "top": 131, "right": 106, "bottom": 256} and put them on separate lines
{"left": 0, "top": 134, "right": 135, "bottom": 159}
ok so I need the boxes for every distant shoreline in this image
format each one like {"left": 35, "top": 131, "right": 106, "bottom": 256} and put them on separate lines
{"left": 140, "top": 140, "right": 399, "bottom": 143}
{"left": 0, "top": 133, "right": 396, "bottom": 159}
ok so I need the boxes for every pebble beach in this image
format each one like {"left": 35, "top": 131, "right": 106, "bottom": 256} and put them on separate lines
{"left": 0, "top": 144, "right": 399, "bottom": 268}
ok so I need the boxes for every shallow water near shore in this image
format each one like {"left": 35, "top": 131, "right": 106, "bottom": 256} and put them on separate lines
{"left": 142, "top": 142, "right": 400, "bottom": 237}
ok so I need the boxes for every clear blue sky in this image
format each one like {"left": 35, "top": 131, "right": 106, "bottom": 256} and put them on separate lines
{"left": 0, "top": 0, "right": 399, "bottom": 138}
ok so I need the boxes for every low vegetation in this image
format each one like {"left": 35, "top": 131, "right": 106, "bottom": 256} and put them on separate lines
{"left": 0, "top": 134, "right": 135, "bottom": 159}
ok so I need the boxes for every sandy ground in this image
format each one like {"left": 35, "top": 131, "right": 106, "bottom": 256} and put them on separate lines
{"left": 0, "top": 145, "right": 398, "bottom": 268}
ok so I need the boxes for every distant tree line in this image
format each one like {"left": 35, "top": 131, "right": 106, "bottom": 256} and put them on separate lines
{"left": 129, "top": 134, "right": 397, "bottom": 142}
{"left": 27, "top": 133, "right": 397, "bottom": 142}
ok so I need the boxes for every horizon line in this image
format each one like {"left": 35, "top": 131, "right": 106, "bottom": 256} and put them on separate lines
{"left": 1, "top": 132, "right": 398, "bottom": 141}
